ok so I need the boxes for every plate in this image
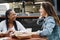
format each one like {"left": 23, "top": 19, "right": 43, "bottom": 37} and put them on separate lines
{"left": 14, "top": 31, "right": 32, "bottom": 39}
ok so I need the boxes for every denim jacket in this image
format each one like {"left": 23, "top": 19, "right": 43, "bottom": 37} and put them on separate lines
{"left": 37, "top": 16, "right": 60, "bottom": 40}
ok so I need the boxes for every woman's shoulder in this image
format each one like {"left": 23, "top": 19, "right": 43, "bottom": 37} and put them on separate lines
{"left": 15, "top": 20, "right": 21, "bottom": 24}
{"left": 0, "top": 20, "right": 6, "bottom": 27}
{"left": 0, "top": 20, "right": 6, "bottom": 24}
{"left": 45, "top": 16, "right": 54, "bottom": 21}
{"left": 46, "top": 16, "right": 54, "bottom": 19}
{"left": 44, "top": 16, "right": 55, "bottom": 24}
{"left": 15, "top": 20, "right": 20, "bottom": 23}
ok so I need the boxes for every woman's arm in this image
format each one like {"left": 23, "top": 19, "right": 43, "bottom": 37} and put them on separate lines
{"left": 37, "top": 17, "right": 55, "bottom": 36}
{"left": 0, "top": 23, "right": 14, "bottom": 37}
{"left": 16, "top": 21, "right": 26, "bottom": 31}
{"left": 0, "top": 23, "right": 4, "bottom": 37}
{"left": 0, "top": 29, "right": 15, "bottom": 37}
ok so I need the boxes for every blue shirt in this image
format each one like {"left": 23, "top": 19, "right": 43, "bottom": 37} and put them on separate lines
{"left": 37, "top": 16, "right": 60, "bottom": 40}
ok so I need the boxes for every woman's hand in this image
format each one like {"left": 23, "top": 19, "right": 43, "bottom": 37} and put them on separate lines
{"left": 0, "top": 29, "right": 15, "bottom": 37}
{"left": 0, "top": 32, "right": 9, "bottom": 37}
{"left": 31, "top": 32, "right": 40, "bottom": 38}
{"left": 39, "top": 15, "right": 43, "bottom": 19}
{"left": 8, "top": 29, "right": 14, "bottom": 33}
{"left": 7, "top": 29, "right": 16, "bottom": 37}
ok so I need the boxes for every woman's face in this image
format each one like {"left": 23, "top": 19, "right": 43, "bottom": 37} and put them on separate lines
{"left": 39, "top": 5, "right": 47, "bottom": 17}
{"left": 8, "top": 10, "right": 16, "bottom": 21}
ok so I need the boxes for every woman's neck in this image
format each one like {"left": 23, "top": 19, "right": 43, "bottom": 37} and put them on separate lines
{"left": 8, "top": 20, "right": 13, "bottom": 24}
{"left": 45, "top": 14, "right": 48, "bottom": 18}
{"left": 8, "top": 20, "right": 14, "bottom": 28}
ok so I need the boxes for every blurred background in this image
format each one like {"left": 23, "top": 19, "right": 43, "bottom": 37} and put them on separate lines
{"left": 0, "top": 0, "right": 60, "bottom": 31}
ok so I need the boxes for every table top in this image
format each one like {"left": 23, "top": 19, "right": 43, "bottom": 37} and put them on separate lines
{"left": 0, "top": 32, "right": 47, "bottom": 40}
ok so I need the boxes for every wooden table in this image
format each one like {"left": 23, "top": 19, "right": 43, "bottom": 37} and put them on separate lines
{"left": 0, "top": 32, "right": 47, "bottom": 40}
{"left": 23, "top": 34, "right": 47, "bottom": 40}
{"left": 14, "top": 34, "right": 47, "bottom": 40}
